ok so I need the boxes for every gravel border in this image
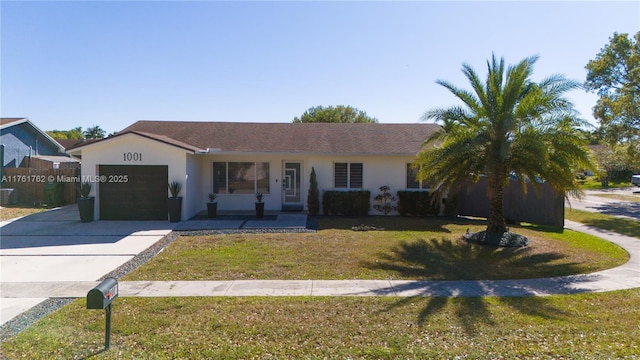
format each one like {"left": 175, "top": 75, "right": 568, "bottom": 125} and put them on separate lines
{"left": 0, "top": 223, "right": 317, "bottom": 343}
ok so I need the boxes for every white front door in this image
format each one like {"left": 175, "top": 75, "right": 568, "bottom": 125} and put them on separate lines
{"left": 282, "top": 161, "right": 302, "bottom": 210}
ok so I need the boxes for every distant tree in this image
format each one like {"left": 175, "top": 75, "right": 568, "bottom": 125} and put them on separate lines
{"left": 593, "top": 144, "right": 640, "bottom": 186}
{"left": 84, "top": 125, "right": 106, "bottom": 139}
{"left": 47, "top": 127, "right": 84, "bottom": 139}
{"left": 416, "top": 54, "right": 593, "bottom": 240}
{"left": 307, "top": 167, "right": 320, "bottom": 216}
{"left": 576, "top": 128, "right": 602, "bottom": 146}
{"left": 585, "top": 32, "right": 640, "bottom": 144}
{"left": 293, "top": 105, "right": 378, "bottom": 123}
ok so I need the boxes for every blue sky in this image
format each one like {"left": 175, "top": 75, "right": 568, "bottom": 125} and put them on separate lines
{"left": 2, "top": 1, "right": 638, "bottom": 135}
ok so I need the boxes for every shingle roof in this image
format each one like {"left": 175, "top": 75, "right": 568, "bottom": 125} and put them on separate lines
{"left": 119, "top": 121, "right": 440, "bottom": 155}
{"left": 0, "top": 118, "right": 28, "bottom": 128}
{"left": 55, "top": 138, "right": 100, "bottom": 151}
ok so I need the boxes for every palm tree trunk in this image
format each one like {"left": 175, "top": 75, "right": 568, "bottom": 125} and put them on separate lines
{"left": 486, "top": 174, "right": 507, "bottom": 234}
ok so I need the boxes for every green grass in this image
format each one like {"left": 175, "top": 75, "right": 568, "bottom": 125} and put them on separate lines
{"left": 0, "top": 203, "right": 48, "bottom": 221}
{"left": 578, "top": 175, "right": 632, "bottom": 190}
{"left": 2, "top": 216, "right": 638, "bottom": 358}
{"left": 565, "top": 207, "right": 640, "bottom": 239}
{"left": 3, "top": 291, "right": 639, "bottom": 359}
{"left": 124, "top": 217, "right": 628, "bottom": 281}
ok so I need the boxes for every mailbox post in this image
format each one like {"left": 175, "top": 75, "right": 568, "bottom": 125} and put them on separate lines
{"left": 87, "top": 277, "right": 118, "bottom": 350}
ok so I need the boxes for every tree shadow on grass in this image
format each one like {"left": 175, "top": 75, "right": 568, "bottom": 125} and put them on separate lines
{"left": 518, "top": 223, "right": 565, "bottom": 234}
{"left": 362, "top": 237, "right": 584, "bottom": 280}
{"left": 367, "top": 237, "right": 597, "bottom": 335}
{"left": 380, "top": 292, "right": 572, "bottom": 336}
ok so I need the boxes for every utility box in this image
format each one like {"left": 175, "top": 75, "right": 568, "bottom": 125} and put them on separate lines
{"left": 44, "top": 182, "right": 64, "bottom": 207}
{"left": 87, "top": 277, "right": 118, "bottom": 309}
{"left": 0, "top": 188, "right": 17, "bottom": 205}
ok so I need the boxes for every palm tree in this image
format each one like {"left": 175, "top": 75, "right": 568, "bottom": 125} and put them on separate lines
{"left": 416, "top": 54, "right": 593, "bottom": 236}
{"left": 83, "top": 125, "right": 106, "bottom": 139}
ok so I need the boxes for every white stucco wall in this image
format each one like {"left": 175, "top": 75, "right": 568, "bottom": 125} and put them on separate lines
{"left": 80, "top": 134, "right": 421, "bottom": 218}
{"left": 306, "top": 155, "right": 417, "bottom": 215}
{"left": 186, "top": 153, "right": 203, "bottom": 219}
{"left": 193, "top": 153, "right": 418, "bottom": 214}
{"left": 79, "top": 134, "right": 191, "bottom": 220}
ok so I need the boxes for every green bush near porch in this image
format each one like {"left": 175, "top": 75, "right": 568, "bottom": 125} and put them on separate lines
{"left": 322, "top": 190, "right": 370, "bottom": 216}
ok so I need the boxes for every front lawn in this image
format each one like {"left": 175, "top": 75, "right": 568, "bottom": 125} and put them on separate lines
{"left": 0, "top": 203, "right": 48, "bottom": 221}
{"left": 578, "top": 175, "right": 632, "bottom": 190}
{"left": 3, "top": 290, "right": 639, "bottom": 359}
{"left": 125, "top": 217, "right": 628, "bottom": 281}
{"left": 2, "top": 216, "right": 637, "bottom": 359}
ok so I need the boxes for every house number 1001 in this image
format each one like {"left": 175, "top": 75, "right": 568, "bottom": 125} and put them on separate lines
{"left": 123, "top": 152, "right": 142, "bottom": 162}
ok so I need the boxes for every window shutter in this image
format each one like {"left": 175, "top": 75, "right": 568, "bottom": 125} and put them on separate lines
{"left": 334, "top": 163, "right": 348, "bottom": 188}
{"left": 350, "top": 163, "right": 363, "bottom": 188}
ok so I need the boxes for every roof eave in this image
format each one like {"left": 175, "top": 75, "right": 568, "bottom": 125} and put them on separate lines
{"left": 195, "top": 150, "right": 420, "bottom": 157}
{"left": 67, "top": 131, "right": 202, "bottom": 154}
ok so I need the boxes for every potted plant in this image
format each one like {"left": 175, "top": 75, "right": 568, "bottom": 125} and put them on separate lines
{"left": 207, "top": 193, "right": 217, "bottom": 218}
{"left": 167, "top": 181, "right": 182, "bottom": 222}
{"left": 255, "top": 192, "right": 264, "bottom": 218}
{"left": 77, "top": 181, "right": 94, "bottom": 222}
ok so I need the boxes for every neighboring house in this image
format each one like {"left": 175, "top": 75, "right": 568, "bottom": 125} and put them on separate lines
{"left": 68, "top": 120, "right": 440, "bottom": 221}
{"left": 55, "top": 138, "right": 99, "bottom": 163}
{"left": 0, "top": 118, "right": 78, "bottom": 169}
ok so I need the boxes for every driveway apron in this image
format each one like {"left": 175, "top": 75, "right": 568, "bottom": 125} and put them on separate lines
{"left": 0, "top": 205, "right": 175, "bottom": 325}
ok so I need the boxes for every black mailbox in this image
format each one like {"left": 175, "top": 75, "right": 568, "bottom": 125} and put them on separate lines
{"left": 87, "top": 277, "right": 118, "bottom": 309}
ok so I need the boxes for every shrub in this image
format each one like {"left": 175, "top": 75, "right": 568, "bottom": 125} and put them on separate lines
{"left": 322, "top": 190, "right": 370, "bottom": 216}
{"left": 307, "top": 167, "right": 320, "bottom": 215}
{"left": 372, "top": 185, "right": 397, "bottom": 216}
{"left": 77, "top": 182, "right": 92, "bottom": 199}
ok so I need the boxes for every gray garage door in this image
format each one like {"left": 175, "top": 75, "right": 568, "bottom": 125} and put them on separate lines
{"left": 99, "top": 165, "right": 168, "bottom": 220}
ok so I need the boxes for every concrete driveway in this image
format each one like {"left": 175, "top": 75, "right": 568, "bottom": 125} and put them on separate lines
{"left": 0, "top": 205, "right": 175, "bottom": 325}
{"left": 566, "top": 187, "right": 640, "bottom": 221}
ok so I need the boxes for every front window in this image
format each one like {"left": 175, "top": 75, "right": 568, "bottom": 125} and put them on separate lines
{"left": 334, "top": 162, "right": 363, "bottom": 189}
{"left": 213, "top": 162, "right": 270, "bottom": 194}
{"left": 406, "top": 163, "right": 428, "bottom": 189}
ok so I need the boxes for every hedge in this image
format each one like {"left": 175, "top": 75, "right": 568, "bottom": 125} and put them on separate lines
{"left": 322, "top": 190, "right": 370, "bottom": 216}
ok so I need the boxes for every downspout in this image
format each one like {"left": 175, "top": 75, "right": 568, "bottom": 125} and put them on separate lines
{"left": 0, "top": 144, "right": 4, "bottom": 181}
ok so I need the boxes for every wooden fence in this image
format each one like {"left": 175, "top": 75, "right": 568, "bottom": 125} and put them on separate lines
{"left": 1, "top": 168, "right": 80, "bottom": 205}
{"left": 455, "top": 177, "right": 564, "bottom": 228}
{"left": 25, "top": 156, "right": 80, "bottom": 170}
